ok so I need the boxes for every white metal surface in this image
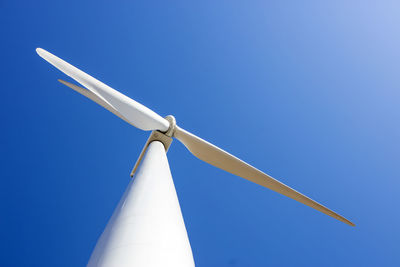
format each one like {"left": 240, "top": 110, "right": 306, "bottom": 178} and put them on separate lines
{"left": 57, "top": 79, "right": 133, "bottom": 126}
{"left": 174, "top": 126, "right": 355, "bottom": 226}
{"left": 130, "top": 130, "right": 173, "bottom": 177}
{"left": 37, "top": 48, "right": 354, "bottom": 228}
{"left": 87, "top": 141, "right": 195, "bottom": 267}
{"left": 36, "top": 48, "right": 169, "bottom": 132}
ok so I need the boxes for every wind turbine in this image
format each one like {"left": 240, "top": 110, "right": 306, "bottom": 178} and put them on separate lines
{"left": 36, "top": 48, "right": 354, "bottom": 267}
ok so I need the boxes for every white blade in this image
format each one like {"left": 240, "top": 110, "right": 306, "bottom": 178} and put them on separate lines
{"left": 58, "top": 79, "right": 134, "bottom": 126}
{"left": 174, "top": 126, "right": 355, "bottom": 226}
{"left": 36, "top": 48, "right": 169, "bottom": 132}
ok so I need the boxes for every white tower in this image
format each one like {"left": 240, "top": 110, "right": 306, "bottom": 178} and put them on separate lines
{"left": 88, "top": 141, "right": 195, "bottom": 267}
{"left": 36, "top": 47, "right": 355, "bottom": 267}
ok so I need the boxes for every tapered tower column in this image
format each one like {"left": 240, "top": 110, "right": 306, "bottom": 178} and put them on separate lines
{"left": 87, "top": 141, "right": 195, "bottom": 267}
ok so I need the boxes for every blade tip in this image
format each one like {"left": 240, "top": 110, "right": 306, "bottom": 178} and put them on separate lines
{"left": 36, "top": 47, "right": 44, "bottom": 56}
{"left": 36, "top": 48, "right": 52, "bottom": 60}
{"left": 343, "top": 218, "right": 355, "bottom": 227}
{"left": 58, "top": 79, "right": 72, "bottom": 88}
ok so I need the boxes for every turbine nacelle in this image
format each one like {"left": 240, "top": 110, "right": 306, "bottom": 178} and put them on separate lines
{"left": 37, "top": 48, "right": 355, "bottom": 227}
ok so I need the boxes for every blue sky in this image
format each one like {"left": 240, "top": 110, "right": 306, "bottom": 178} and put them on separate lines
{"left": 1, "top": 1, "right": 399, "bottom": 266}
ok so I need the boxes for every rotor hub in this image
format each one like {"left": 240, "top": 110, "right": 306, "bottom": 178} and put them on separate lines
{"left": 164, "top": 115, "right": 177, "bottom": 137}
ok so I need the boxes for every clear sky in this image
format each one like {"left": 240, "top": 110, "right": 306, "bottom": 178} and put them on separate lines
{"left": 1, "top": 1, "right": 399, "bottom": 266}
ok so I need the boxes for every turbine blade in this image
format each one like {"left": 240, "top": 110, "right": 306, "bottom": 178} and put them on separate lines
{"left": 174, "top": 126, "right": 355, "bottom": 226}
{"left": 58, "top": 79, "right": 135, "bottom": 127}
{"left": 36, "top": 48, "right": 169, "bottom": 132}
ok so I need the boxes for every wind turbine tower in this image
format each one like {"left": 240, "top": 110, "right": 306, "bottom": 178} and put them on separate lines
{"left": 37, "top": 48, "right": 354, "bottom": 267}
